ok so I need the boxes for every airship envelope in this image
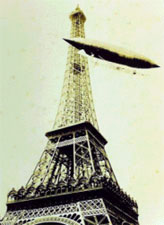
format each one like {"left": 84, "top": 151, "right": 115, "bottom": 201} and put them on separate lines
{"left": 64, "top": 38, "right": 159, "bottom": 69}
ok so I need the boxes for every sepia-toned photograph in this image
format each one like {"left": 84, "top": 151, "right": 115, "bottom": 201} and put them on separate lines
{"left": 0, "top": 1, "right": 164, "bottom": 224}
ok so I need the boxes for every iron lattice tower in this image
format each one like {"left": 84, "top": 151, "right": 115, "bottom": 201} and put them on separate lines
{"left": 54, "top": 6, "right": 98, "bottom": 130}
{"left": 2, "top": 6, "right": 139, "bottom": 225}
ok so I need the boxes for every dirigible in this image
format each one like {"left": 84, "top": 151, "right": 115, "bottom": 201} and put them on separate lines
{"left": 64, "top": 38, "right": 159, "bottom": 69}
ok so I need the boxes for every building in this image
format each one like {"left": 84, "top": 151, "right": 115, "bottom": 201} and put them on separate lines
{"left": 1, "top": 6, "right": 139, "bottom": 225}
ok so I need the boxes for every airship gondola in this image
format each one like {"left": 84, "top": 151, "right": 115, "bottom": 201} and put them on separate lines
{"left": 64, "top": 38, "right": 159, "bottom": 69}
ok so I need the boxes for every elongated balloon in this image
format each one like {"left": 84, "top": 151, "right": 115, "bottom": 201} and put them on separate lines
{"left": 64, "top": 38, "right": 159, "bottom": 69}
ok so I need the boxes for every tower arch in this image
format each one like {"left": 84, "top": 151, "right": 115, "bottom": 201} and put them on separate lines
{"left": 26, "top": 216, "right": 80, "bottom": 225}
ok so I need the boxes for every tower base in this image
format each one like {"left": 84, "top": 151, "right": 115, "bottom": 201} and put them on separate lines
{"left": 3, "top": 197, "right": 138, "bottom": 225}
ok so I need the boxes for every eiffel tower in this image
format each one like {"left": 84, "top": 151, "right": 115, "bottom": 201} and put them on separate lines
{"left": 2, "top": 6, "right": 139, "bottom": 225}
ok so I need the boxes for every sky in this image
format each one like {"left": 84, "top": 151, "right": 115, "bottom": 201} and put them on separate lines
{"left": 0, "top": 0, "right": 164, "bottom": 224}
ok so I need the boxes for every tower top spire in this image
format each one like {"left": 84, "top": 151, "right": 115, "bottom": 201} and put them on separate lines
{"left": 69, "top": 5, "right": 86, "bottom": 22}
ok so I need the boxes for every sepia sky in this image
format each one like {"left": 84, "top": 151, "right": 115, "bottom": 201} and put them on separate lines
{"left": 0, "top": 0, "right": 164, "bottom": 224}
